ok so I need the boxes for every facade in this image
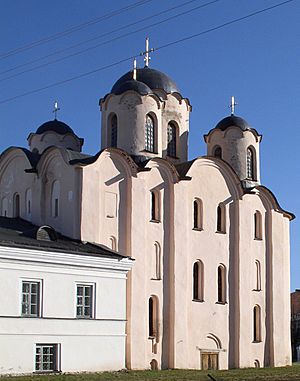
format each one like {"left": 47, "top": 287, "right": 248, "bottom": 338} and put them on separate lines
{"left": 291, "top": 290, "right": 300, "bottom": 361}
{"left": 0, "top": 218, "right": 133, "bottom": 374}
{"left": 0, "top": 64, "right": 294, "bottom": 372}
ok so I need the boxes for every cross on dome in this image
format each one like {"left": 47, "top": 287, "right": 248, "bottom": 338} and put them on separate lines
{"left": 229, "top": 96, "right": 237, "bottom": 115}
{"left": 140, "top": 37, "right": 154, "bottom": 67}
{"left": 53, "top": 101, "right": 60, "bottom": 119}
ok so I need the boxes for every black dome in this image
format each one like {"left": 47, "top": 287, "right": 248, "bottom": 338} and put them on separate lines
{"left": 36, "top": 120, "right": 74, "bottom": 135}
{"left": 112, "top": 80, "right": 152, "bottom": 95}
{"left": 215, "top": 115, "right": 250, "bottom": 131}
{"left": 111, "top": 67, "right": 180, "bottom": 95}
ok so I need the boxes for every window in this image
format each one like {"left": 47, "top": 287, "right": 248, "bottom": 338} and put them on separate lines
{"left": 109, "top": 236, "right": 117, "bottom": 251}
{"left": 216, "top": 203, "right": 226, "bottom": 233}
{"left": 193, "top": 260, "right": 204, "bottom": 301}
{"left": 217, "top": 265, "right": 226, "bottom": 303}
{"left": 152, "top": 242, "right": 161, "bottom": 280}
{"left": 254, "top": 211, "right": 262, "bottom": 239}
{"left": 35, "top": 344, "right": 59, "bottom": 372}
{"left": 1, "top": 197, "right": 8, "bottom": 217}
{"left": 26, "top": 188, "right": 32, "bottom": 218}
{"left": 145, "top": 114, "right": 155, "bottom": 152}
{"left": 76, "top": 284, "right": 93, "bottom": 318}
{"left": 110, "top": 114, "right": 118, "bottom": 147}
{"left": 193, "top": 198, "right": 203, "bottom": 230}
{"left": 213, "top": 146, "right": 222, "bottom": 159}
{"left": 51, "top": 180, "right": 60, "bottom": 218}
{"left": 150, "top": 190, "right": 160, "bottom": 222}
{"left": 255, "top": 260, "right": 261, "bottom": 291}
{"left": 148, "top": 296, "right": 159, "bottom": 340}
{"left": 253, "top": 305, "right": 262, "bottom": 342}
{"left": 22, "top": 281, "right": 40, "bottom": 317}
{"left": 167, "top": 122, "right": 177, "bottom": 157}
{"left": 13, "top": 193, "right": 20, "bottom": 217}
{"left": 247, "top": 147, "right": 256, "bottom": 180}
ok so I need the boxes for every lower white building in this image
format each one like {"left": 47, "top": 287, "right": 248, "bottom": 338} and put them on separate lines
{"left": 0, "top": 217, "right": 133, "bottom": 374}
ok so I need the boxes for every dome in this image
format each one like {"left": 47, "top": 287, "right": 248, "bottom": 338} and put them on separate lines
{"left": 111, "top": 67, "right": 180, "bottom": 95}
{"left": 35, "top": 120, "right": 75, "bottom": 135}
{"left": 112, "top": 80, "right": 152, "bottom": 96}
{"left": 214, "top": 115, "right": 250, "bottom": 131}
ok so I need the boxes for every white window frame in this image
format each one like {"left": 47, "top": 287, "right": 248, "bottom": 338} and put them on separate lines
{"left": 21, "top": 279, "right": 42, "bottom": 317}
{"left": 75, "top": 283, "right": 95, "bottom": 319}
{"left": 35, "top": 343, "right": 60, "bottom": 372}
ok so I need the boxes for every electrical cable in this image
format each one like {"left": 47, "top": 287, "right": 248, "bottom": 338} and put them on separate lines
{"left": 0, "top": 0, "right": 295, "bottom": 105}
{"left": 0, "top": 0, "right": 201, "bottom": 77}
{"left": 0, "top": 0, "right": 220, "bottom": 83}
{"left": 0, "top": 0, "right": 153, "bottom": 60}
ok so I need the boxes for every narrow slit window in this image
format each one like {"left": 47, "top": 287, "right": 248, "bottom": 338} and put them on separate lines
{"left": 217, "top": 265, "right": 226, "bottom": 303}
{"left": 217, "top": 204, "right": 226, "bottom": 233}
{"left": 253, "top": 305, "right": 261, "bottom": 342}
{"left": 193, "top": 261, "right": 204, "bottom": 301}
{"left": 255, "top": 260, "right": 261, "bottom": 291}
{"left": 148, "top": 296, "right": 159, "bottom": 340}
{"left": 145, "top": 114, "right": 155, "bottom": 152}
{"left": 213, "top": 146, "right": 222, "bottom": 159}
{"left": 167, "top": 122, "right": 177, "bottom": 157}
{"left": 110, "top": 114, "right": 118, "bottom": 148}
{"left": 193, "top": 199, "right": 203, "bottom": 230}
{"left": 151, "top": 191, "right": 160, "bottom": 222}
{"left": 247, "top": 147, "right": 256, "bottom": 180}
{"left": 254, "top": 211, "right": 262, "bottom": 239}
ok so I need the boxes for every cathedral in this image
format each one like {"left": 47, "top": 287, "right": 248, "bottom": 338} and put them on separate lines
{"left": 0, "top": 53, "right": 294, "bottom": 372}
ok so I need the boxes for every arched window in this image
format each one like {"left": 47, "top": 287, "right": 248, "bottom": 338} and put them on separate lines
{"left": 51, "top": 180, "right": 60, "bottom": 218}
{"left": 254, "top": 211, "right": 262, "bottom": 239}
{"left": 109, "top": 236, "right": 117, "bottom": 251}
{"left": 25, "top": 188, "right": 32, "bottom": 219}
{"left": 247, "top": 147, "right": 256, "bottom": 180}
{"left": 217, "top": 203, "right": 226, "bottom": 233}
{"left": 110, "top": 114, "right": 118, "bottom": 148}
{"left": 254, "top": 360, "right": 260, "bottom": 368}
{"left": 217, "top": 264, "right": 226, "bottom": 303}
{"left": 150, "top": 190, "right": 160, "bottom": 222}
{"left": 149, "top": 296, "right": 159, "bottom": 340}
{"left": 213, "top": 146, "right": 222, "bottom": 159}
{"left": 13, "top": 193, "right": 20, "bottom": 218}
{"left": 145, "top": 114, "right": 155, "bottom": 153}
{"left": 193, "top": 260, "right": 204, "bottom": 301}
{"left": 193, "top": 198, "right": 203, "bottom": 230}
{"left": 253, "top": 305, "right": 261, "bottom": 342}
{"left": 167, "top": 122, "right": 177, "bottom": 157}
{"left": 255, "top": 260, "right": 261, "bottom": 291}
{"left": 1, "top": 197, "right": 8, "bottom": 217}
{"left": 152, "top": 242, "right": 161, "bottom": 280}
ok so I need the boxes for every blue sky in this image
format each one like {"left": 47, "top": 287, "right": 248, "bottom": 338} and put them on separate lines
{"left": 1, "top": 0, "right": 299, "bottom": 290}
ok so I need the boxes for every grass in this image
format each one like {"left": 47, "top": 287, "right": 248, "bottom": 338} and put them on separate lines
{"left": 1, "top": 364, "right": 300, "bottom": 381}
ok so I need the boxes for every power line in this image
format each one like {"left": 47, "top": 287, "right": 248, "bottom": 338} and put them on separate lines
{"left": 0, "top": 0, "right": 295, "bottom": 105}
{"left": 0, "top": 0, "right": 153, "bottom": 60}
{"left": 0, "top": 0, "right": 220, "bottom": 83}
{"left": 0, "top": 0, "right": 201, "bottom": 77}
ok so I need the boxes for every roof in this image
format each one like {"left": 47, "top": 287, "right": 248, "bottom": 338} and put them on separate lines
{"left": 215, "top": 115, "right": 250, "bottom": 131}
{"left": 0, "top": 217, "right": 129, "bottom": 259}
{"left": 35, "top": 119, "right": 75, "bottom": 136}
{"left": 111, "top": 67, "right": 180, "bottom": 95}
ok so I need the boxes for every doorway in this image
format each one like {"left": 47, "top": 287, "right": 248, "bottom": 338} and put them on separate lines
{"left": 201, "top": 352, "right": 218, "bottom": 370}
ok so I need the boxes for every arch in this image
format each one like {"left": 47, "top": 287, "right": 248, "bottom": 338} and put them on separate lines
{"left": 254, "top": 359, "right": 260, "bottom": 368}
{"left": 253, "top": 305, "right": 262, "bottom": 342}
{"left": 217, "top": 264, "right": 226, "bottom": 303}
{"left": 150, "top": 190, "right": 160, "bottom": 222}
{"left": 145, "top": 113, "right": 156, "bottom": 153}
{"left": 25, "top": 188, "right": 32, "bottom": 219}
{"left": 108, "top": 113, "right": 118, "bottom": 148}
{"left": 254, "top": 210, "right": 262, "bottom": 239}
{"left": 148, "top": 295, "right": 159, "bottom": 341}
{"left": 152, "top": 242, "right": 161, "bottom": 280}
{"left": 216, "top": 203, "right": 226, "bottom": 233}
{"left": 150, "top": 359, "right": 158, "bottom": 370}
{"left": 207, "top": 333, "right": 222, "bottom": 349}
{"left": 247, "top": 146, "right": 256, "bottom": 180}
{"left": 167, "top": 121, "right": 178, "bottom": 157}
{"left": 255, "top": 260, "right": 262, "bottom": 291}
{"left": 13, "top": 193, "right": 20, "bottom": 218}
{"left": 109, "top": 236, "right": 117, "bottom": 251}
{"left": 213, "top": 145, "right": 222, "bottom": 159}
{"left": 193, "top": 260, "right": 204, "bottom": 301}
{"left": 1, "top": 197, "right": 8, "bottom": 217}
{"left": 51, "top": 180, "right": 60, "bottom": 218}
{"left": 193, "top": 198, "right": 203, "bottom": 230}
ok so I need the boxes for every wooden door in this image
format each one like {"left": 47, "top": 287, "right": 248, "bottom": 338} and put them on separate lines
{"left": 201, "top": 353, "right": 218, "bottom": 370}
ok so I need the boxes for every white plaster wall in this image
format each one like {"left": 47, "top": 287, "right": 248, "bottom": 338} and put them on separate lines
{"left": 0, "top": 248, "right": 130, "bottom": 374}
{"left": 28, "top": 132, "right": 82, "bottom": 153}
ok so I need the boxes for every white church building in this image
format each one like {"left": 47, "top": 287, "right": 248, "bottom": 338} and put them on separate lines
{"left": 0, "top": 53, "right": 294, "bottom": 372}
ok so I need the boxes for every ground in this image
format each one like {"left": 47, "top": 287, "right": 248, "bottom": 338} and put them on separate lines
{"left": 2, "top": 365, "right": 300, "bottom": 381}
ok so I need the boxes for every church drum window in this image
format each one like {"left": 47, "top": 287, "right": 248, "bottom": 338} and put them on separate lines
{"left": 213, "top": 145, "right": 222, "bottom": 159}
{"left": 145, "top": 114, "right": 155, "bottom": 153}
{"left": 193, "top": 260, "right": 204, "bottom": 301}
{"left": 110, "top": 114, "right": 118, "bottom": 148}
{"left": 167, "top": 122, "right": 177, "bottom": 157}
{"left": 217, "top": 265, "right": 226, "bottom": 304}
{"left": 51, "top": 180, "right": 60, "bottom": 218}
{"left": 247, "top": 146, "right": 256, "bottom": 180}
{"left": 253, "top": 305, "right": 262, "bottom": 342}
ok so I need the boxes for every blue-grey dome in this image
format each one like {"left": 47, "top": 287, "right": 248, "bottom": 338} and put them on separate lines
{"left": 36, "top": 120, "right": 74, "bottom": 135}
{"left": 215, "top": 115, "right": 250, "bottom": 131}
{"left": 112, "top": 80, "right": 152, "bottom": 95}
{"left": 111, "top": 67, "right": 180, "bottom": 95}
